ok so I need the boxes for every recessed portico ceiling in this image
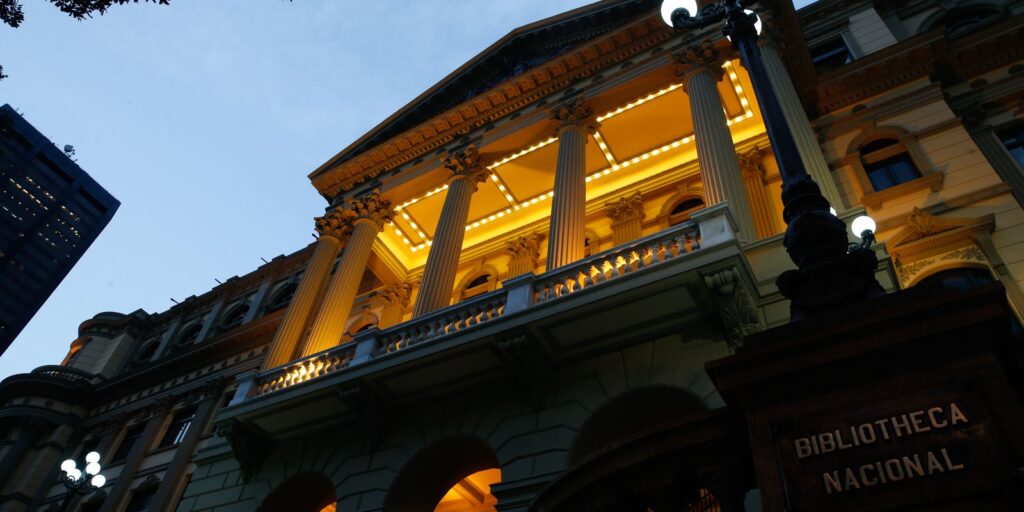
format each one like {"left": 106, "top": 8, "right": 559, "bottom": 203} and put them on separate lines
{"left": 384, "top": 60, "right": 757, "bottom": 263}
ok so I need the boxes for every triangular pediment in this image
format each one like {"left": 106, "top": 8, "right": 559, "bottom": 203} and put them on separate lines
{"left": 314, "top": 0, "right": 659, "bottom": 181}
{"left": 888, "top": 208, "right": 995, "bottom": 263}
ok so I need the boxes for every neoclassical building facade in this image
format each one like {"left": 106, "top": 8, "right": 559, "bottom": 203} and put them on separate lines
{"left": 3, "top": 0, "right": 1024, "bottom": 511}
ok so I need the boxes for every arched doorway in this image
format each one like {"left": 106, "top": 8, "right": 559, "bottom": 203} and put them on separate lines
{"left": 258, "top": 472, "right": 337, "bottom": 512}
{"left": 386, "top": 436, "right": 501, "bottom": 512}
{"left": 568, "top": 386, "right": 706, "bottom": 466}
{"left": 533, "top": 387, "right": 750, "bottom": 512}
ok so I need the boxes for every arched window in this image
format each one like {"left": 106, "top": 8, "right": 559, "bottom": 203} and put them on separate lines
{"left": 133, "top": 341, "right": 159, "bottom": 364}
{"left": 175, "top": 322, "right": 203, "bottom": 346}
{"left": 933, "top": 6, "right": 1001, "bottom": 37}
{"left": 266, "top": 281, "right": 298, "bottom": 312}
{"left": 669, "top": 197, "right": 705, "bottom": 226}
{"left": 220, "top": 303, "right": 250, "bottom": 329}
{"left": 462, "top": 272, "right": 494, "bottom": 300}
{"left": 859, "top": 138, "right": 920, "bottom": 191}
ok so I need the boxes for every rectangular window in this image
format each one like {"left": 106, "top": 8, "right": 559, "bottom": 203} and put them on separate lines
{"left": 111, "top": 424, "right": 145, "bottom": 462}
{"left": 999, "top": 125, "right": 1024, "bottom": 168}
{"left": 159, "top": 408, "right": 195, "bottom": 448}
{"left": 810, "top": 37, "right": 853, "bottom": 73}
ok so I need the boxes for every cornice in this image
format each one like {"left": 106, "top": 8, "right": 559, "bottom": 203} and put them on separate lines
{"left": 310, "top": 14, "right": 675, "bottom": 198}
{"left": 815, "top": 14, "right": 1024, "bottom": 115}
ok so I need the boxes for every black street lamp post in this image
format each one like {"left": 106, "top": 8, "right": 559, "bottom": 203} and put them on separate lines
{"left": 665, "top": 0, "right": 883, "bottom": 319}
{"left": 58, "top": 453, "right": 105, "bottom": 512}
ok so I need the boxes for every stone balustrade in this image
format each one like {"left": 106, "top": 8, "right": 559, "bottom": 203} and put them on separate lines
{"left": 533, "top": 220, "right": 702, "bottom": 304}
{"left": 232, "top": 204, "right": 736, "bottom": 403}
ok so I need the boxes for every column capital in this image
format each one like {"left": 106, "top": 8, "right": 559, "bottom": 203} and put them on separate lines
{"left": 550, "top": 97, "right": 599, "bottom": 136}
{"left": 318, "top": 192, "right": 395, "bottom": 238}
{"left": 504, "top": 233, "right": 542, "bottom": 260}
{"left": 441, "top": 144, "right": 488, "bottom": 188}
{"left": 380, "top": 282, "right": 412, "bottom": 308}
{"left": 737, "top": 146, "right": 767, "bottom": 178}
{"left": 673, "top": 38, "right": 728, "bottom": 87}
{"left": 605, "top": 192, "right": 645, "bottom": 224}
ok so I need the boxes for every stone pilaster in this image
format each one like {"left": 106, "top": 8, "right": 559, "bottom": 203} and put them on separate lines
{"left": 263, "top": 209, "right": 347, "bottom": 369}
{"left": 737, "top": 146, "right": 779, "bottom": 238}
{"left": 605, "top": 192, "right": 645, "bottom": 246}
{"left": 99, "top": 402, "right": 172, "bottom": 512}
{"left": 378, "top": 282, "right": 412, "bottom": 328}
{"left": 547, "top": 98, "right": 598, "bottom": 269}
{"left": 757, "top": 15, "right": 843, "bottom": 209}
{"left": 674, "top": 39, "right": 757, "bottom": 242}
{"left": 302, "top": 192, "right": 393, "bottom": 356}
{"left": 504, "top": 233, "right": 541, "bottom": 278}
{"left": 414, "top": 145, "right": 488, "bottom": 317}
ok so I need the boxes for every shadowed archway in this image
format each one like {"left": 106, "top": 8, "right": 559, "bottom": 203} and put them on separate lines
{"left": 258, "top": 472, "right": 336, "bottom": 512}
{"left": 385, "top": 436, "right": 501, "bottom": 512}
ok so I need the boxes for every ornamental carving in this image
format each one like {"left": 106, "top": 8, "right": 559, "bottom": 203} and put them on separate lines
{"left": 737, "top": 146, "right": 767, "bottom": 178}
{"left": 896, "top": 245, "right": 988, "bottom": 286}
{"left": 381, "top": 282, "right": 412, "bottom": 308}
{"left": 673, "top": 38, "right": 726, "bottom": 85}
{"left": 605, "top": 192, "right": 645, "bottom": 223}
{"left": 755, "top": 10, "right": 786, "bottom": 51}
{"left": 704, "top": 267, "right": 763, "bottom": 350}
{"left": 316, "top": 192, "right": 395, "bottom": 238}
{"left": 441, "top": 144, "right": 488, "bottom": 186}
{"left": 550, "top": 98, "right": 598, "bottom": 135}
{"left": 505, "top": 233, "right": 542, "bottom": 277}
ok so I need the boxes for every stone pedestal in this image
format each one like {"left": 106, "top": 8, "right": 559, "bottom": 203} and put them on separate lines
{"left": 707, "top": 283, "right": 1024, "bottom": 511}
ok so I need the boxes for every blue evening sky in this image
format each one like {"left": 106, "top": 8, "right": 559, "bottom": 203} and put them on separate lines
{"left": 0, "top": 0, "right": 817, "bottom": 379}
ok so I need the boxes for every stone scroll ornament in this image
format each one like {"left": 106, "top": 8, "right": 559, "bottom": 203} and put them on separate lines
{"left": 673, "top": 38, "right": 727, "bottom": 86}
{"left": 315, "top": 191, "right": 395, "bottom": 243}
{"left": 550, "top": 97, "right": 599, "bottom": 135}
{"left": 441, "top": 144, "right": 488, "bottom": 188}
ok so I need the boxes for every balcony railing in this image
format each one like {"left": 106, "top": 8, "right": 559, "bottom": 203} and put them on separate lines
{"left": 231, "top": 204, "right": 736, "bottom": 404}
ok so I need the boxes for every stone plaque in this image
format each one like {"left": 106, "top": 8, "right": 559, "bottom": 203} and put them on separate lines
{"left": 772, "top": 389, "right": 1008, "bottom": 511}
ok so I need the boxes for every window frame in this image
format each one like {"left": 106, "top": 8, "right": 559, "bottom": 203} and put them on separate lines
{"left": 844, "top": 129, "right": 943, "bottom": 209}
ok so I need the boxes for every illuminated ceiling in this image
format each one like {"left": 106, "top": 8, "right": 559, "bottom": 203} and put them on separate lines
{"left": 379, "top": 59, "right": 762, "bottom": 270}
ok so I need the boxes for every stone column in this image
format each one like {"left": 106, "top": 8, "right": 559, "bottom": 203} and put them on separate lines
{"left": 262, "top": 211, "right": 347, "bottom": 369}
{"left": 378, "top": 282, "right": 412, "bottom": 328}
{"left": 737, "top": 146, "right": 780, "bottom": 238}
{"left": 605, "top": 192, "right": 645, "bottom": 246}
{"left": 302, "top": 192, "right": 393, "bottom": 356}
{"left": 413, "top": 145, "right": 488, "bottom": 317}
{"left": 547, "top": 98, "right": 598, "bottom": 269}
{"left": 504, "top": 233, "right": 541, "bottom": 278}
{"left": 673, "top": 39, "right": 757, "bottom": 242}
{"left": 757, "top": 18, "right": 843, "bottom": 209}
{"left": 0, "top": 425, "right": 39, "bottom": 490}
{"left": 148, "top": 381, "right": 225, "bottom": 511}
{"left": 99, "top": 402, "right": 171, "bottom": 512}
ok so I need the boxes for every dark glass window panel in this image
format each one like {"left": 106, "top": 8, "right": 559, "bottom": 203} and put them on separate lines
{"left": 467, "top": 274, "right": 491, "bottom": 289}
{"left": 860, "top": 138, "right": 898, "bottom": 154}
{"left": 810, "top": 38, "right": 853, "bottom": 73}
{"left": 124, "top": 489, "right": 155, "bottom": 512}
{"left": 999, "top": 125, "right": 1024, "bottom": 168}
{"left": 671, "top": 198, "right": 705, "bottom": 216}
{"left": 865, "top": 153, "right": 920, "bottom": 191}
{"left": 918, "top": 267, "right": 994, "bottom": 291}
{"left": 112, "top": 425, "right": 145, "bottom": 462}
{"left": 159, "top": 408, "right": 195, "bottom": 448}
{"left": 944, "top": 8, "right": 999, "bottom": 37}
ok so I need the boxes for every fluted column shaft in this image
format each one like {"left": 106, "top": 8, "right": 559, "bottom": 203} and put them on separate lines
{"left": 414, "top": 146, "right": 487, "bottom": 317}
{"left": 303, "top": 219, "right": 380, "bottom": 355}
{"left": 676, "top": 41, "right": 757, "bottom": 241}
{"left": 759, "top": 41, "right": 843, "bottom": 208}
{"left": 263, "top": 234, "right": 342, "bottom": 369}
{"left": 547, "top": 99, "right": 597, "bottom": 269}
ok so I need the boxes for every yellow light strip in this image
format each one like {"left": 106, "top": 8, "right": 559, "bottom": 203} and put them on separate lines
{"left": 596, "top": 83, "right": 684, "bottom": 122}
{"left": 394, "top": 61, "right": 756, "bottom": 250}
{"left": 486, "top": 137, "right": 557, "bottom": 169}
{"left": 592, "top": 131, "right": 617, "bottom": 166}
